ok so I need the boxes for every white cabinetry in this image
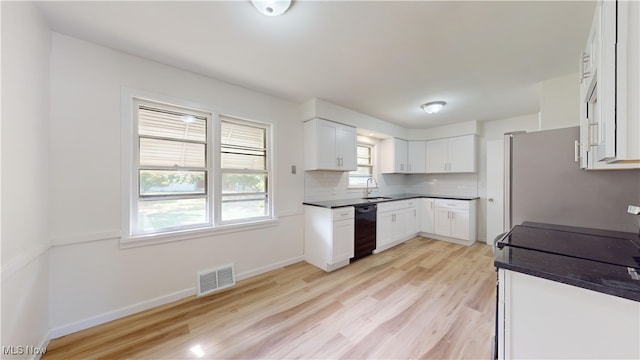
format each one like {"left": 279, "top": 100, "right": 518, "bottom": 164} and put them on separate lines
{"left": 380, "top": 138, "right": 408, "bottom": 173}
{"left": 418, "top": 198, "right": 435, "bottom": 233}
{"left": 381, "top": 139, "right": 427, "bottom": 174}
{"left": 408, "top": 141, "right": 426, "bottom": 173}
{"left": 429, "top": 199, "right": 477, "bottom": 244}
{"left": 426, "top": 135, "right": 477, "bottom": 173}
{"left": 578, "top": 0, "right": 640, "bottom": 169}
{"left": 304, "top": 206, "right": 354, "bottom": 272}
{"left": 375, "top": 200, "right": 417, "bottom": 252}
{"left": 497, "top": 269, "right": 640, "bottom": 359}
{"left": 304, "top": 118, "right": 357, "bottom": 171}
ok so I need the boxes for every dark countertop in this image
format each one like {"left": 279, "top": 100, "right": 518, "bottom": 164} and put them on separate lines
{"left": 303, "top": 193, "right": 479, "bottom": 208}
{"left": 494, "top": 222, "right": 640, "bottom": 302}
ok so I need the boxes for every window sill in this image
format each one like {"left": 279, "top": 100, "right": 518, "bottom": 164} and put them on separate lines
{"left": 120, "top": 218, "right": 279, "bottom": 249}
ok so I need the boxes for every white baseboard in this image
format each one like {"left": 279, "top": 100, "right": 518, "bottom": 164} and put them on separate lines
{"left": 236, "top": 255, "right": 304, "bottom": 281}
{"left": 48, "top": 255, "right": 305, "bottom": 340}
{"left": 419, "top": 232, "right": 476, "bottom": 246}
{"left": 48, "top": 288, "right": 195, "bottom": 339}
{"left": 33, "top": 331, "right": 51, "bottom": 360}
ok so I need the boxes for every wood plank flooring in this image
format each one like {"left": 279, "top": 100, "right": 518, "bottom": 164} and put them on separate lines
{"left": 43, "top": 237, "right": 497, "bottom": 359}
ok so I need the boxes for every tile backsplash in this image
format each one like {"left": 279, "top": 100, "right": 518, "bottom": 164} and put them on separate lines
{"left": 304, "top": 171, "right": 478, "bottom": 202}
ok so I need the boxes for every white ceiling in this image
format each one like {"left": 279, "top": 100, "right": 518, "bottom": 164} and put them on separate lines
{"left": 36, "top": 0, "right": 596, "bottom": 129}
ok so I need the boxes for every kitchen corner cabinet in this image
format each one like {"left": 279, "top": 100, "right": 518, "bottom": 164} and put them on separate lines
{"left": 380, "top": 139, "right": 427, "bottom": 174}
{"left": 496, "top": 269, "right": 640, "bottom": 359}
{"left": 375, "top": 200, "right": 417, "bottom": 253}
{"left": 578, "top": 0, "right": 640, "bottom": 170}
{"left": 304, "top": 118, "right": 357, "bottom": 171}
{"left": 418, "top": 198, "right": 436, "bottom": 233}
{"left": 304, "top": 206, "right": 354, "bottom": 272}
{"left": 426, "top": 135, "right": 477, "bottom": 173}
{"left": 432, "top": 199, "right": 477, "bottom": 242}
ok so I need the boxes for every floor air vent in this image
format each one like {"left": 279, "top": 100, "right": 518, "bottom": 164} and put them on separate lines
{"left": 197, "top": 264, "right": 235, "bottom": 297}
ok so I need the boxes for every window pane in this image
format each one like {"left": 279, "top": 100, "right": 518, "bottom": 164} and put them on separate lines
{"left": 137, "top": 197, "right": 207, "bottom": 232}
{"left": 221, "top": 173, "right": 266, "bottom": 194}
{"left": 139, "top": 106, "right": 206, "bottom": 142}
{"left": 221, "top": 194, "right": 268, "bottom": 221}
{"left": 357, "top": 146, "right": 371, "bottom": 165}
{"left": 221, "top": 121, "right": 265, "bottom": 148}
{"left": 139, "top": 170, "right": 206, "bottom": 196}
{"left": 139, "top": 138, "right": 205, "bottom": 167}
{"left": 352, "top": 165, "right": 373, "bottom": 177}
{"left": 221, "top": 151, "right": 266, "bottom": 170}
{"left": 349, "top": 176, "right": 371, "bottom": 187}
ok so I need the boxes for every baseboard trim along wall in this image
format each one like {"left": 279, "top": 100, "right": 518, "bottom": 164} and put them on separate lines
{"left": 48, "top": 255, "right": 305, "bottom": 339}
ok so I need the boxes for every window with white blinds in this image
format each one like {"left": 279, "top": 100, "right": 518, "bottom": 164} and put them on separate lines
{"left": 127, "top": 97, "right": 273, "bottom": 239}
{"left": 220, "top": 117, "right": 270, "bottom": 223}
{"left": 349, "top": 144, "right": 374, "bottom": 187}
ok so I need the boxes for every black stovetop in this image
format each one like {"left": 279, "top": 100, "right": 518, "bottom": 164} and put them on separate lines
{"left": 494, "top": 222, "right": 640, "bottom": 302}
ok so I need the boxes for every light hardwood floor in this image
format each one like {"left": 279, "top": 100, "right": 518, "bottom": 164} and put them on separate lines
{"left": 43, "top": 237, "right": 496, "bottom": 359}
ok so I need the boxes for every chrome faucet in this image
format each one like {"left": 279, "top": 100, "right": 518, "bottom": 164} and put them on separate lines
{"left": 365, "top": 177, "right": 378, "bottom": 197}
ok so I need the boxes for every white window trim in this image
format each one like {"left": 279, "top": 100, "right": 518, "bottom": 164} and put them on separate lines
{"left": 348, "top": 143, "right": 376, "bottom": 189}
{"left": 120, "top": 88, "right": 276, "bottom": 247}
{"left": 217, "top": 116, "right": 274, "bottom": 226}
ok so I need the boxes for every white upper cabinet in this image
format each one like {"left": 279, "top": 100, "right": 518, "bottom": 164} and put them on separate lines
{"left": 304, "top": 118, "right": 357, "bottom": 171}
{"left": 380, "top": 138, "right": 409, "bottom": 173}
{"left": 578, "top": 0, "right": 640, "bottom": 169}
{"left": 407, "top": 141, "right": 427, "bottom": 173}
{"left": 426, "top": 135, "right": 477, "bottom": 173}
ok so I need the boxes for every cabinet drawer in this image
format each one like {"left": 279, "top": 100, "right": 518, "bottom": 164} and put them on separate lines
{"left": 377, "top": 200, "right": 413, "bottom": 213}
{"left": 332, "top": 207, "right": 354, "bottom": 220}
{"left": 435, "top": 199, "right": 469, "bottom": 210}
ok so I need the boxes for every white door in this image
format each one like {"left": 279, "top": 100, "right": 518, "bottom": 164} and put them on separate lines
{"left": 316, "top": 120, "right": 338, "bottom": 170}
{"left": 419, "top": 198, "right": 435, "bottom": 233}
{"left": 332, "top": 219, "right": 354, "bottom": 263}
{"left": 450, "top": 209, "right": 470, "bottom": 240}
{"left": 448, "top": 135, "right": 476, "bottom": 172}
{"left": 486, "top": 139, "right": 505, "bottom": 245}
{"left": 426, "top": 138, "right": 448, "bottom": 173}
{"left": 376, "top": 212, "right": 394, "bottom": 248}
{"left": 337, "top": 125, "right": 357, "bottom": 171}
{"left": 434, "top": 208, "right": 451, "bottom": 236}
{"left": 408, "top": 141, "right": 426, "bottom": 173}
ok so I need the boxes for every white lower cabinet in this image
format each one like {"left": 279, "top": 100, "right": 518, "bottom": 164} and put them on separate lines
{"left": 418, "top": 198, "right": 436, "bottom": 233}
{"left": 304, "top": 206, "right": 354, "bottom": 272}
{"left": 497, "top": 269, "right": 640, "bottom": 359}
{"left": 375, "top": 200, "right": 417, "bottom": 253}
{"left": 422, "top": 199, "right": 477, "bottom": 245}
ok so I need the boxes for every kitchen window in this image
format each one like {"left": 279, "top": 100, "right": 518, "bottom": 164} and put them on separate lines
{"left": 349, "top": 144, "right": 374, "bottom": 187}
{"left": 123, "top": 94, "right": 273, "bottom": 244}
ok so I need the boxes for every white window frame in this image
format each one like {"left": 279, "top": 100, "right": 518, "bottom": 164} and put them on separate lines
{"left": 217, "top": 116, "right": 273, "bottom": 226}
{"left": 348, "top": 143, "right": 375, "bottom": 188}
{"left": 121, "top": 89, "right": 276, "bottom": 247}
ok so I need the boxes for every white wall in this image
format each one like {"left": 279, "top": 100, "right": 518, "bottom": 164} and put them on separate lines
{"left": 1, "top": 0, "right": 52, "bottom": 354}
{"left": 539, "top": 72, "right": 580, "bottom": 130}
{"left": 48, "top": 34, "right": 305, "bottom": 334}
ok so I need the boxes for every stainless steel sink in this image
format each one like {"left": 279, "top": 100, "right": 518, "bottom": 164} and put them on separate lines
{"left": 362, "top": 197, "right": 391, "bottom": 201}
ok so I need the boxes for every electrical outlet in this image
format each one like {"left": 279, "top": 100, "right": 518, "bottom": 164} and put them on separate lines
{"left": 291, "top": 165, "right": 296, "bottom": 175}
{"left": 628, "top": 205, "right": 640, "bottom": 215}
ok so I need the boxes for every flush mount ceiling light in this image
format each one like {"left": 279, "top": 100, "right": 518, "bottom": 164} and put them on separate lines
{"left": 421, "top": 101, "right": 447, "bottom": 114}
{"left": 251, "top": 0, "right": 292, "bottom": 16}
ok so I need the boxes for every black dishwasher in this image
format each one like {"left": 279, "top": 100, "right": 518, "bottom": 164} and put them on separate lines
{"left": 352, "top": 204, "right": 377, "bottom": 261}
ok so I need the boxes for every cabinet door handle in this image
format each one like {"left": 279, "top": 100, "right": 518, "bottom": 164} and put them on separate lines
{"left": 580, "top": 51, "right": 591, "bottom": 83}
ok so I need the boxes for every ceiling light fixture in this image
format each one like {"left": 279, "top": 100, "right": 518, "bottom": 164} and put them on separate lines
{"left": 421, "top": 101, "right": 447, "bottom": 114}
{"left": 251, "top": 0, "right": 292, "bottom": 16}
